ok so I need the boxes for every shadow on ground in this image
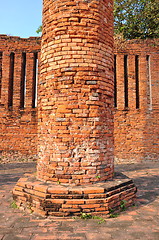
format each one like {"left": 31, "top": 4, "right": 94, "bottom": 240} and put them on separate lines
{"left": 115, "top": 162, "right": 159, "bottom": 207}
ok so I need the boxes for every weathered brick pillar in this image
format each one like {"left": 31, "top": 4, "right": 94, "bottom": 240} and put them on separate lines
{"left": 13, "top": 0, "right": 137, "bottom": 217}
{"left": 37, "top": 0, "right": 114, "bottom": 185}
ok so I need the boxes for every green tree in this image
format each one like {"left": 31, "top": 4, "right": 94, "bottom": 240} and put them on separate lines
{"left": 114, "top": 0, "right": 159, "bottom": 39}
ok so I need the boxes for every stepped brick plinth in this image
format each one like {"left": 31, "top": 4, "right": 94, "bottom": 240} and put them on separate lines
{"left": 13, "top": 0, "right": 137, "bottom": 216}
{"left": 13, "top": 173, "right": 137, "bottom": 216}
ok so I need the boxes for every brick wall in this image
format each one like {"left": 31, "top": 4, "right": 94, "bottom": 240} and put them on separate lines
{"left": 0, "top": 34, "right": 159, "bottom": 164}
{"left": 0, "top": 35, "right": 41, "bottom": 161}
{"left": 114, "top": 39, "right": 159, "bottom": 163}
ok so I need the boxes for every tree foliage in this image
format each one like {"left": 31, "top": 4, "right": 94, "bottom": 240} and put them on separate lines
{"left": 36, "top": 25, "right": 42, "bottom": 34}
{"left": 114, "top": 0, "right": 159, "bottom": 39}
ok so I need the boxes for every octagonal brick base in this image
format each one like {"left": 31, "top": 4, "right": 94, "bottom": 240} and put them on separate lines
{"left": 13, "top": 173, "right": 137, "bottom": 217}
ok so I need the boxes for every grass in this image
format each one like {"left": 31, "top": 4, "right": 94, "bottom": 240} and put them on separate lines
{"left": 10, "top": 200, "right": 18, "bottom": 209}
{"left": 79, "top": 212, "right": 105, "bottom": 224}
{"left": 120, "top": 200, "right": 127, "bottom": 211}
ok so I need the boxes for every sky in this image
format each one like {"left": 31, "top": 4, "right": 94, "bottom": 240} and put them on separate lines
{"left": 0, "top": 0, "right": 43, "bottom": 38}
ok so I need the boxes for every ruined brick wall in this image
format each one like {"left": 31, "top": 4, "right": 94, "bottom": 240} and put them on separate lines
{"left": 114, "top": 39, "right": 159, "bottom": 163}
{"left": 0, "top": 34, "right": 159, "bottom": 164}
{"left": 0, "top": 35, "right": 41, "bottom": 161}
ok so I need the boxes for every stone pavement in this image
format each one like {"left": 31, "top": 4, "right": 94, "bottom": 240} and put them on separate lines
{"left": 0, "top": 161, "right": 159, "bottom": 240}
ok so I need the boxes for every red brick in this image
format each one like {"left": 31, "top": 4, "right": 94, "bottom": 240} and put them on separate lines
{"left": 83, "top": 188, "right": 105, "bottom": 194}
{"left": 47, "top": 187, "right": 69, "bottom": 194}
{"left": 80, "top": 204, "right": 100, "bottom": 209}
{"left": 65, "top": 199, "right": 85, "bottom": 205}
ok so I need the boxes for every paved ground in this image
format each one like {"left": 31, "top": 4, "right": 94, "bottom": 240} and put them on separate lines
{"left": 0, "top": 161, "right": 159, "bottom": 240}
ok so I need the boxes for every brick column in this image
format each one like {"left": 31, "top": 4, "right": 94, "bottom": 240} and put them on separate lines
{"left": 25, "top": 53, "right": 34, "bottom": 109}
{"left": 1, "top": 51, "right": 10, "bottom": 107}
{"left": 116, "top": 55, "right": 125, "bottom": 110}
{"left": 13, "top": 0, "right": 137, "bottom": 217}
{"left": 13, "top": 52, "right": 22, "bottom": 109}
{"left": 37, "top": 0, "right": 114, "bottom": 184}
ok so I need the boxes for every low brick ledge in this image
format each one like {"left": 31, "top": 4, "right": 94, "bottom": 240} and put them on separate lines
{"left": 13, "top": 173, "right": 137, "bottom": 217}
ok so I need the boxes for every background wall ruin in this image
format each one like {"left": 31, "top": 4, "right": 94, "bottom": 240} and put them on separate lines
{"left": 114, "top": 39, "right": 159, "bottom": 163}
{"left": 0, "top": 35, "right": 40, "bottom": 162}
{"left": 0, "top": 35, "right": 159, "bottom": 163}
